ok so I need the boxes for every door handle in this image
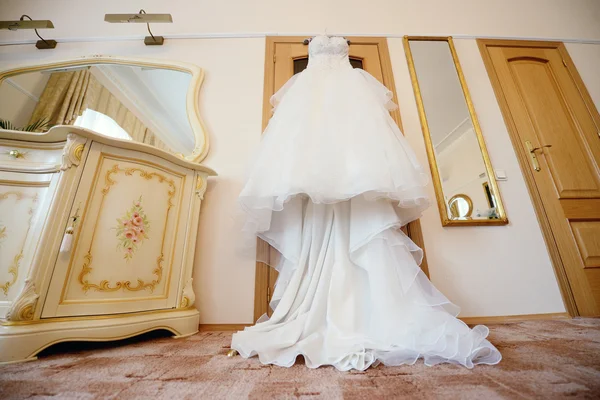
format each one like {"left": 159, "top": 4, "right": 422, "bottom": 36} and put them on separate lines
{"left": 525, "top": 141, "right": 552, "bottom": 171}
{"left": 530, "top": 144, "right": 553, "bottom": 152}
{"left": 525, "top": 141, "right": 541, "bottom": 171}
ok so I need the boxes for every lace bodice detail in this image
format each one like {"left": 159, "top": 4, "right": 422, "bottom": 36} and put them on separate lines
{"left": 308, "top": 36, "right": 351, "bottom": 69}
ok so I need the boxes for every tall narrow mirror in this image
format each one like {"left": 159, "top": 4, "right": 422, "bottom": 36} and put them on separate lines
{"left": 404, "top": 36, "right": 508, "bottom": 226}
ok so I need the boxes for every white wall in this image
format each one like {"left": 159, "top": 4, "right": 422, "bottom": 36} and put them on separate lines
{"left": 1, "top": 0, "right": 599, "bottom": 42}
{"left": 566, "top": 43, "right": 600, "bottom": 107}
{"left": 1, "top": 0, "right": 600, "bottom": 322}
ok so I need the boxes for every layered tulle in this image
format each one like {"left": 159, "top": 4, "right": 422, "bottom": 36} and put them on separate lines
{"left": 240, "top": 66, "right": 430, "bottom": 248}
{"left": 232, "top": 42, "right": 501, "bottom": 370}
{"left": 231, "top": 199, "right": 501, "bottom": 371}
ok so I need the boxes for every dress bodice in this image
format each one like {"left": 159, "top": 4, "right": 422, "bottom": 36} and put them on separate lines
{"left": 308, "top": 36, "right": 351, "bottom": 69}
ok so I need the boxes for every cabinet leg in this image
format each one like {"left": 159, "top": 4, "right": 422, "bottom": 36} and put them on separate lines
{"left": 0, "top": 308, "right": 200, "bottom": 364}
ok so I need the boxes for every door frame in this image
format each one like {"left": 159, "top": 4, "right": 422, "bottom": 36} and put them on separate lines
{"left": 477, "top": 39, "right": 600, "bottom": 317}
{"left": 254, "top": 36, "right": 430, "bottom": 321}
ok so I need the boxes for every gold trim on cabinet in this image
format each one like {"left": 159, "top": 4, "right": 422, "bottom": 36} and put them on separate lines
{"left": 0, "top": 180, "right": 52, "bottom": 187}
{"left": 2, "top": 325, "right": 188, "bottom": 362}
{"left": 73, "top": 144, "right": 85, "bottom": 162}
{"left": 1, "top": 252, "right": 22, "bottom": 296}
{"left": 0, "top": 185, "right": 46, "bottom": 296}
{"left": 0, "top": 306, "right": 196, "bottom": 326}
{"left": 195, "top": 176, "right": 204, "bottom": 191}
{"left": 180, "top": 296, "right": 190, "bottom": 308}
{"left": 76, "top": 164, "right": 175, "bottom": 294}
{"left": 0, "top": 140, "right": 66, "bottom": 151}
{"left": 59, "top": 153, "right": 186, "bottom": 305}
{"left": 403, "top": 36, "right": 509, "bottom": 226}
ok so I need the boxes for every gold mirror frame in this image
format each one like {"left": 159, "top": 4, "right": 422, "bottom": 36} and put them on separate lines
{"left": 403, "top": 36, "right": 508, "bottom": 226}
{"left": 0, "top": 55, "right": 210, "bottom": 163}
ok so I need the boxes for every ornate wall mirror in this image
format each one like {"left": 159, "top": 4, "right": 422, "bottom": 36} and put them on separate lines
{"left": 403, "top": 36, "right": 508, "bottom": 226}
{"left": 0, "top": 55, "right": 209, "bottom": 162}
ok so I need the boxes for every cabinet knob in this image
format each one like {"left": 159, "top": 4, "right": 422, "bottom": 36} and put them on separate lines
{"left": 8, "top": 149, "right": 26, "bottom": 159}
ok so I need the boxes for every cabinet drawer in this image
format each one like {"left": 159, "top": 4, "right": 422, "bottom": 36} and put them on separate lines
{"left": 0, "top": 140, "right": 65, "bottom": 172}
{"left": 42, "top": 142, "right": 194, "bottom": 317}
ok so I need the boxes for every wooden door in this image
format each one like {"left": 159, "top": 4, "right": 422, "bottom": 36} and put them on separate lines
{"left": 479, "top": 40, "right": 600, "bottom": 316}
{"left": 43, "top": 142, "right": 194, "bottom": 317}
{"left": 255, "top": 36, "right": 429, "bottom": 320}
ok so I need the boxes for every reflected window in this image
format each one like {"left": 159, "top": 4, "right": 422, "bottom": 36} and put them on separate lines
{"left": 74, "top": 109, "right": 132, "bottom": 141}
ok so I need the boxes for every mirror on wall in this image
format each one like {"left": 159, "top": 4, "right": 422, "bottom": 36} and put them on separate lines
{"left": 404, "top": 36, "right": 508, "bottom": 226}
{"left": 0, "top": 57, "right": 209, "bottom": 162}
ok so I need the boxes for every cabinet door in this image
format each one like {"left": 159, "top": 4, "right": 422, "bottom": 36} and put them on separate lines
{"left": 0, "top": 171, "right": 57, "bottom": 318}
{"left": 43, "top": 142, "right": 194, "bottom": 317}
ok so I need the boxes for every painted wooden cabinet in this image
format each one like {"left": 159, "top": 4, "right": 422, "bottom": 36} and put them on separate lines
{"left": 0, "top": 170, "right": 57, "bottom": 318}
{"left": 0, "top": 127, "right": 215, "bottom": 364}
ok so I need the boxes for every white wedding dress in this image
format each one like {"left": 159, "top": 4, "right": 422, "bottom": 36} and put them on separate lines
{"left": 231, "top": 36, "right": 502, "bottom": 371}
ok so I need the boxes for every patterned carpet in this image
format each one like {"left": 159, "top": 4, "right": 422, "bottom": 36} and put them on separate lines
{"left": 1, "top": 318, "right": 599, "bottom": 399}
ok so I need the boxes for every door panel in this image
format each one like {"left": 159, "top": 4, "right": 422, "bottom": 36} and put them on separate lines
{"left": 505, "top": 52, "right": 600, "bottom": 198}
{"left": 0, "top": 171, "right": 56, "bottom": 318}
{"left": 43, "top": 142, "right": 193, "bottom": 317}
{"left": 570, "top": 221, "right": 600, "bottom": 268}
{"left": 480, "top": 40, "right": 600, "bottom": 316}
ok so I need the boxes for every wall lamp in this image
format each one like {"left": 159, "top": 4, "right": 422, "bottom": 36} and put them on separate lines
{"left": 104, "top": 9, "right": 172, "bottom": 45}
{"left": 0, "top": 15, "right": 57, "bottom": 49}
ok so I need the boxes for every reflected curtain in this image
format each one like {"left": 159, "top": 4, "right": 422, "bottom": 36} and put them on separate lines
{"left": 29, "top": 70, "right": 172, "bottom": 153}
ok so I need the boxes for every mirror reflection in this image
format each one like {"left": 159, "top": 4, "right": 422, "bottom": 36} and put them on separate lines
{"left": 405, "top": 38, "right": 507, "bottom": 225}
{"left": 0, "top": 64, "right": 195, "bottom": 156}
{"left": 448, "top": 194, "right": 473, "bottom": 219}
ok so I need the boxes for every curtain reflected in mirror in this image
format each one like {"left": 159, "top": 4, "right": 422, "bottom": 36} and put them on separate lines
{"left": 404, "top": 37, "right": 508, "bottom": 226}
{"left": 0, "top": 63, "right": 196, "bottom": 157}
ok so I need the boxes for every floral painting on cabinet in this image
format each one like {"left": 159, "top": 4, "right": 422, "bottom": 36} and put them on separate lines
{"left": 115, "top": 196, "right": 150, "bottom": 261}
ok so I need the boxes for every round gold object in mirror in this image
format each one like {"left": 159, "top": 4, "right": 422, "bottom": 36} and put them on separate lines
{"left": 448, "top": 194, "right": 473, "bottom": 219}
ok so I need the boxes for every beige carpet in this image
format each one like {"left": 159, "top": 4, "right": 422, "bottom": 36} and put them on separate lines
{"left": 1, "top": 318, "right": 599, "bottom": 399}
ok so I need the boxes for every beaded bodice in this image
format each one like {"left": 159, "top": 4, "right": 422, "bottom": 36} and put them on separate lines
{"left": 307, "top": 35, "right": 351, "bottom": 69}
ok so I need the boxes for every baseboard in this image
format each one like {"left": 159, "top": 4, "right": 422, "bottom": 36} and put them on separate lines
{"left": 460, "top": 312, "right": 570, "bottom": 325}
{"left": 198, "top": 324, "right": 251, "bottom": 332}
{"left": 199, "top": 313, "right": 571, "bottom": 332}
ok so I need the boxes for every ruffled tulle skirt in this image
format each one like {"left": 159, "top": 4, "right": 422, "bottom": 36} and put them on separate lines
{"left": 231, "top": 64, "right": 501, "bottom": 370}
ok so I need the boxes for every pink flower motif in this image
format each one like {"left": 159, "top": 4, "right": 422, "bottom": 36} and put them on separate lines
{"left": 116, "top": 196, "right": 149, "bottom": 261}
